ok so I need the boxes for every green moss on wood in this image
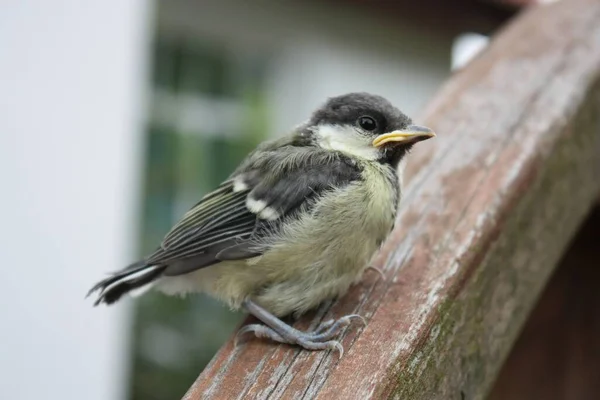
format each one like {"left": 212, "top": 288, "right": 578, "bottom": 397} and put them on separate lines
{"left": 390, "top": 83, "right": 600, "bottom": 400}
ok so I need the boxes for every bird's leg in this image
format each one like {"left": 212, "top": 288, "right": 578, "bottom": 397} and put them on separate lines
{"left": 237, "top": 314, "right": 365, "bottom": 345}
{"left": 238, "top": 299, "right": 365, "bottom": 355}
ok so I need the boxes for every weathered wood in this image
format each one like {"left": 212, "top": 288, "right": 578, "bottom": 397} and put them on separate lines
{"left": 489, "top": 207, "right": 600, "bottom": 399}
{"left": 184, "top": 1, "right": 600, "bottom": 399}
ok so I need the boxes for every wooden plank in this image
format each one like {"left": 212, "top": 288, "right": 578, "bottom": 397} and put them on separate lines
{"left": 184, "top": 1, "right": 600, "bottom": 398}
{"left": 489, "top": 207, "right": 600, "bottom": 399}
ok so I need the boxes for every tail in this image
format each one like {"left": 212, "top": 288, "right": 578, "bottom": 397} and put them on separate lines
{"left": 87, "top": 261, "right": 165, "bottom": 306}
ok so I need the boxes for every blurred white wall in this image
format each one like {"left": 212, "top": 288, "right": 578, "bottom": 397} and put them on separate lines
{"left": 0, "top": 0, "right": 454, "bottom": 398}
{"left": 0, "top": 1, "right": 152, "bottom": 399}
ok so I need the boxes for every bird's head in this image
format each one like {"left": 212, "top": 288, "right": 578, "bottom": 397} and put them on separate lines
{"left": 303, "top": 92, "right": 435, "bottom": 166}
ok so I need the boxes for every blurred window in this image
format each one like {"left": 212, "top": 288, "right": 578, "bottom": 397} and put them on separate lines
{"left": 130, "top": 37, "right": 271, "bottom": 400}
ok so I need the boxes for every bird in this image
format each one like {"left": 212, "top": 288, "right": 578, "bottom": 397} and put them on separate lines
{"left": 87, "top": 92, "right": 435, "bottom": 354}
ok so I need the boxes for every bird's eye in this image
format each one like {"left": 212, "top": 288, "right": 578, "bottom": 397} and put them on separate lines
{"left": 358, "top": 116, "right": 377, "bottom": 131}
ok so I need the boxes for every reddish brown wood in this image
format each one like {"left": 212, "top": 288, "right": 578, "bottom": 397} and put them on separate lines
{"left": 489, "top": 207, "right": 600, "bottom": 400}
{"left": 184, "top": 1, "right": 600, "bottom": 398}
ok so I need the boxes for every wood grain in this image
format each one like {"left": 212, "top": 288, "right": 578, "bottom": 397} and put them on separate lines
{"left": 184, "top": 0, "right": 600, "bottom": 398}
{"left": 489, "top": 207, "right": 600, "bottom": 400}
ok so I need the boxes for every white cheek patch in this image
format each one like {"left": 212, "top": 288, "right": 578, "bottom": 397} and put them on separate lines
{"left": 315, "top": 125, "right": 380, "bottom": 160}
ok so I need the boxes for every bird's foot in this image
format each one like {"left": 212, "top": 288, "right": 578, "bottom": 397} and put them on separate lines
{"left": 238, "top": 300, "right": 365, "bottom": 357}
{"left": 236, "top": 324, "right": 345, "bottom": 355}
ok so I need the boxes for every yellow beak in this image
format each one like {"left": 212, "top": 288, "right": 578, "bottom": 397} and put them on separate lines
{"left": 372, "top": 125, "right": 436, "bottom": 147}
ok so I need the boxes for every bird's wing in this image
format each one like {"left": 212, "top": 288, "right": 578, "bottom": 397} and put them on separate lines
{"left": 145, "top": 146, "right": 362, "bottom": 276}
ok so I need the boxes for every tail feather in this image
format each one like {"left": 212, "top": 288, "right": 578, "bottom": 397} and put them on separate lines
{"left": 86, "top": 261, "right": 146, "bottom": 295}
{"left": 128, "top": 281, "right": 157, "bottom": 298}
{"left": 87, "top": 262, "right": 165, "bottom": 305}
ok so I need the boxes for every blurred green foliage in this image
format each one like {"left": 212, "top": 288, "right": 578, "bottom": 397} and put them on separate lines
{"left": 129, "top": 37, "right": 270, "bottom": 400}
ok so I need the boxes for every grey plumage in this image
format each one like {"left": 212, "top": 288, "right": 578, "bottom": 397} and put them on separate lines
{"left": 88, "top": 92, "right": 435, "bottom": 352}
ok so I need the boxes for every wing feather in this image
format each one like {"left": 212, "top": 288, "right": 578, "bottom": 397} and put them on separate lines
{"left": 161, "top": 186, "right": 246, "bottom": 249}
{"left": 145, "top": 146, "right": 362, "bottom": 274}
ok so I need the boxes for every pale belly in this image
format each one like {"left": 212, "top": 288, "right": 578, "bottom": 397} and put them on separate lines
{"left": 157, "top": 165, "right": 398, "bottom": 317}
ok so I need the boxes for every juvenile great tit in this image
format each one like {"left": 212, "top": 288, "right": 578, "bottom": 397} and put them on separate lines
{"left": 88, "top": 92, "right": 435, "bottom": 354}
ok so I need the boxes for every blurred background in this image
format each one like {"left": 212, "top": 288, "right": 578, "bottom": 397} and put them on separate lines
{"left": 0, "top": 0, "right": 525, "bottom": 399}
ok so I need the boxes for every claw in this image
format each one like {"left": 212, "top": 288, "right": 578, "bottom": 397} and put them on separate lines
{"left": 234, "top": 324, "right": 257, "bottom": 345}
{"left": 343, "top": 314, "right": 366, "bottom": 327}
{"left": 366, "top": 265, "right": 386, "bottom": 280}
{"left": 235, "top": 324, "right": 285, "bottom": 345}
{"left": 308, "top": 314, "right": 366, "bottom": 341}
{"left": 330, "top": 340, "right": 344, "bottom": 358}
